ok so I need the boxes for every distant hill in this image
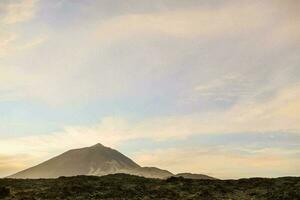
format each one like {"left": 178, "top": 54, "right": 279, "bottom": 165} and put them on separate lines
{"left": 173, "top": 173, "right": 216, "bottom": 180}
{"left": 8, "top": 143, "right": 172, "bottom": 179}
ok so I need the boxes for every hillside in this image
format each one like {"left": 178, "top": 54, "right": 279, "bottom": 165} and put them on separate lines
{"left": 173, "top": 173, "right": 216, "bottom": 180}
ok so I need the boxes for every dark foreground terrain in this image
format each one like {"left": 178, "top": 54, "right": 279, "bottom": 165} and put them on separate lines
{"left": 0, "top": 174, "right": 299, "bottom": 200}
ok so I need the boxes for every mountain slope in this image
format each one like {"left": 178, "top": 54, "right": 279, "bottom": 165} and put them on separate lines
{"left": 9, "top": 143, "right": 172, "bottom": 179}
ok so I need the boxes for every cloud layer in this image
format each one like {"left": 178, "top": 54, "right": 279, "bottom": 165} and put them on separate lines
{"left": 1, "top": 84, "right": 299, "bottom": 177}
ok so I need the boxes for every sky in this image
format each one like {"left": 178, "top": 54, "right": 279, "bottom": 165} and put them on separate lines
{"left": 0, "top": 0, "right": 299, "bottom": 179}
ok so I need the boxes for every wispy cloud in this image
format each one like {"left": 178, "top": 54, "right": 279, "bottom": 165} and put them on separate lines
{"left": 0, "top": 0, "right": 45, "bottom": 58}
{"left": 0, "top": 31, "right": 17, "bottom": 57}
{"left": 0, "top": 32, "right": 47, "bottom": 57}
{"left": 1, "top": 84, "right": 300, "bottom": 145}
{"left": 0, "top": 0, "right": 299, "bottom": 105}
{"left": 192, "top": 73, "right": 254, "bottom": 102}
{"left": 94, "top": 3, "right": 270, "bottom": 42}
{"left": 0, "top": 84, "right": 299, "bottom": 177}
{"left": 133, "top": 146, "right": 300, "bottom": 179}
{"left": 1, "top": 0, "right": 38, "bottom": 25}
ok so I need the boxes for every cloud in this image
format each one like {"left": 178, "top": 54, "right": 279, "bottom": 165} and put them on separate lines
{"left": 2, "top": 84, "right": 300, "bottom": 147}
{"left": 192, "top": 73, "right": 254, "bottom": 102}
{"left": 126, "top": 84, "right": 300, "bottom": 139}
{"left": 0, "top": 84, "right": 299, "bottom": 177}
{"left": 0, "top": 0, "right": 298, "bottom": 105}
{"left": 133, "top": 146, "right": 300, "bottom": 179}
{"left": 94, "top": 3, "right": 270, "bottom": 42}
{"left": 0, "top": 32, "right": 46, "bottom": 57}
{"left": 93, "top": 1, "right": 300, "bottom": 48}
{"left": 1, "top": 0, "right": 38, "bottom": 25}
{"left": 0, "top": 0, "right": 45, "bottom": 58}
{"left": 0, "top": 31, "right": 17, "bottom": 57}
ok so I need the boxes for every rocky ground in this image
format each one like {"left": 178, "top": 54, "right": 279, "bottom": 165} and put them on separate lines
{"left": 0, "top": 174, "right": 299, "bottom": 200}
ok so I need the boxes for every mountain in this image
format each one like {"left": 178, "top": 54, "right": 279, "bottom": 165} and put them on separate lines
{"left": 173, "top": 173, "right": 216, "bottom": 180}
{"left": 8, "top": 143, "right": 172, "bottom": 179}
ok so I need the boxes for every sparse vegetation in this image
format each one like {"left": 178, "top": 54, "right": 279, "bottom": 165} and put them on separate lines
{"left": 0, "top": 187, "right": 10, "bottom": 199}
{"left": 0, "top": 174, "right": 299, "bottom": 200}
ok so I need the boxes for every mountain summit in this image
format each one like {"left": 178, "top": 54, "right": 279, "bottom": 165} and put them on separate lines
{"left": 8, "top": 143, "right": 173, "bottom": 179}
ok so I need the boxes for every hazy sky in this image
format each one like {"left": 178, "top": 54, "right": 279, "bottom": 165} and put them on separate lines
{"left": 0, "top": 0, "right": 299, "bottom": 178}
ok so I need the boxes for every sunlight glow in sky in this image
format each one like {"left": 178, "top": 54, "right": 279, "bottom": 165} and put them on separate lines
{"left": 0, "top": 0, "right": 299, "bottom": 178}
